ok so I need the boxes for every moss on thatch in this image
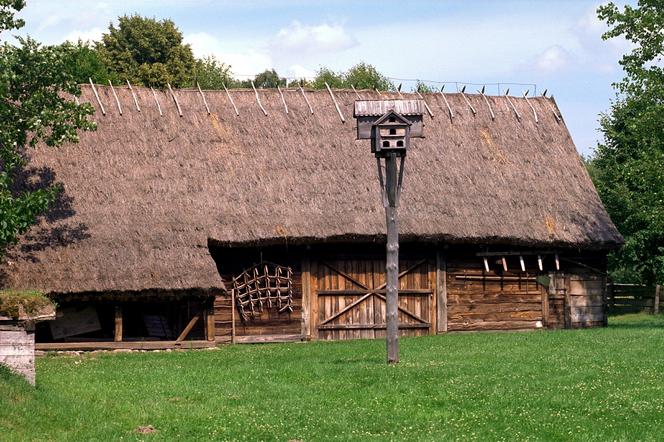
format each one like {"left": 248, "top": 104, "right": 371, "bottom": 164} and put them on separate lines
{"left": 0, "top": 290, "right": 54, "bottom": 320}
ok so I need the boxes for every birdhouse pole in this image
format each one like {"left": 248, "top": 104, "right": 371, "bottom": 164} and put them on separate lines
{"left": 383, "top": 151, "right": 401, "bottom": 364}
{"left": 353, "top": 99, "right": 425, "bottom": 364}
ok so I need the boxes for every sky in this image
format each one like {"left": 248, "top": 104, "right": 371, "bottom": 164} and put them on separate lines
{"left": 5, "top": 0, "right": 635, "bottom": 155}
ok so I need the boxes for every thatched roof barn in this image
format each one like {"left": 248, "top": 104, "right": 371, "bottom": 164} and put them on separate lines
{"left": 1, "top": 84, "right": 622, "bottom": 346}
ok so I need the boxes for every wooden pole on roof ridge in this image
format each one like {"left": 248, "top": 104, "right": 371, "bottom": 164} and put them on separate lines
{"left": 547, "top": 95, "right": 562, "bottom": 122}
{"left": 415, "top": 91, "right": 434, "bottom": 118}
{"left": 108, "top": 80, "right": 122, "bottom": 115}
{"left": 299, "top": 86, "right": 314, "bottom": 114}
{"left": 439, "top": 88, "right": 454, "bottom": 120}
{"left": 150, "top": 87, "right": 163, "bottom": 116}
{"left": 325, "top": 82, "right": 345, "bottom": 123}
{"left": 523, "top": 90, "right": 538, "bottom": 123}
{"left": 89, "top": 78, "right": 106, "bottom": 116}
{"left": 251, "top": 80, "right": 268, "bottom": 116}
{"left": 351, "top": 84, "right": 361, "bottom": 99}
{"left": 277, "top": 85, "right": 289, "bottom": 114}
{"left": 223, "top": 83, "right": 239, "bottom": 116}
{"left": 167, "top": 83, "right": 183, "bottom": 117}
{"left": 197, "top": 82, "right": 211, "bottom": 114}
{"left": 126, "top": 80, "right": 141, "bottom": 112}
{"left": 460, "top": 87, "right": 477, "bottom": 115}
{"left": 504, "top": 89, "right": 522, "bottom": 121}
{"left": 478, "top": 88, "right": 495, "bottom": 120}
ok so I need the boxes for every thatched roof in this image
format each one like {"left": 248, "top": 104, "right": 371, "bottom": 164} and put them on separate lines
{"left": 1, "top": 84, "right": 622, "bottom": 294}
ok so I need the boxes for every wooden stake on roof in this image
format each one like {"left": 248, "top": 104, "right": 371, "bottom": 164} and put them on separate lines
{"left": 277, "top": 85, "right": 289, "bottom": 114}
{"left": 350, "top": 84, "right": 361, "bottom": 99}
{"left": 504, "top": 89, "right": 521, "bottom": 121}
{"left": 126, "top": 80, "right": 141, "bottom": 112}
{"left": 397, "top": 83, "right": 404, "bottom": 99}
{"left": 108, "top": 80, "right": 122, "bottom": 115}
{"left": 150, "top": 87, "right": 163, "bottom": 116}
{"left": 547, "top": 95, "right": 562, "bottom": 122}
{"left": 197, "top": 82, "right": 210, "bottom": 115}
{"left": 251, "top": 80, "right": 268, "bottom": 116}
{"left": 223, "top": 83, "right": 239, "bottom": 116}
{"left": 416, "top": 90, "right": 434, "bottom": 118}
{"left": 88, "top": 78, "right": 106, "bottom": 116}
{"left": 523, "top": 90, "right": 538, "bottom": 123}
{"left": 299, "top": 86, "right": 314, "bottom": 114}
{"left": 375, "top": 88, "right": 382, "bottom": 96}
{"left": 325, "top": 82, "right": 345, "bottom": 123}
{"left": 460, "top": 86, "right": 477, "bottom": 115}
{"left": 439, "top": 86, "right": 454, "bottom": 120}
{"left": 167, "top": 83, "right": 183, "bottom": 117}
{"left": 74, "top": 96, "right": 79, "bottom": 105}
{"left": 478, "top": 86, "right": 495, "bottom": 120}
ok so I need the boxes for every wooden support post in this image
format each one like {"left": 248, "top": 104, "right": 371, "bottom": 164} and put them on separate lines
{"left": 384, "top": 153, "right": 399, "bottom": 364}
{"left": 436, "top": 250, "right": 448, "bottom": 333}
{"left": 114, "top": 305, "right": 123, "bottom": 342}
{"left": 206, "top": 301, "right": 215, "bottom": 341}
{"left": 654, "top": 284, "right": 661, "bottom": 315}
{"left": 301, "top": 256, "right": 311, "bottom": 339}
{"left": 231, "top": 289, "right": 236, "bottom": 344}
{"left": 175, "top": 311, "right": 202, "bottom": 343}
{"left": 563, "top": 275, "right": 572, "bottom": 329}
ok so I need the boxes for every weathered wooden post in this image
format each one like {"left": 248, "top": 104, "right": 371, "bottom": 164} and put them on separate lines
{"left": 354, "top": 99, "right": 424, "bottom": 363}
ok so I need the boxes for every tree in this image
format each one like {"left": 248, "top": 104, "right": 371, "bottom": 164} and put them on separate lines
{"left": 193, "top": 56, "right": 233, "bottom": 89}
{"left": 589, "top": 1, "right": 664, "bottom": 284}
{"left": 311, "top": 63, "right": 393, "bottom": 90}
{"left": 97, "top": 15, "right": 195, "bottom": 88}
{"left": 0, "top": 0, "right": 95, "bottom": 255}
{"left": 58, "top": 40, "right": 117, "bottom": 85}
{"left": 251, "top": 69, "right": 285, "bottom": 88}
{"left": 344, "top": 62, "right": 393, "bottom": 91}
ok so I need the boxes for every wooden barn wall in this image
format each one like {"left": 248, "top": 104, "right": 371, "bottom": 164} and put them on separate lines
{"left": 309, "top": 255, "right": 435, "bottom": 341}
{"left": 210, "top": 243, "right": 609, "bottom": 340}
{"left": 446, "top": 256, "right": 545, "bottom": 332}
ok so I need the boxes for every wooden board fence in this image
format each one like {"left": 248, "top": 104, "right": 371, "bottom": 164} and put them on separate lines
{"left": 607, "top": 283, "right": 662, "bottom": 315}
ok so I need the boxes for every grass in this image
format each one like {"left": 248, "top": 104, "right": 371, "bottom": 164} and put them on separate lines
{"left": 1, "top": 314, "right": 664, "bottom": 441}
{"left": 0, "top": 290, "right": 53, "bottom": 319}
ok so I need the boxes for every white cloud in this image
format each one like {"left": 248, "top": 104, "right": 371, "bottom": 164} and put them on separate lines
{"left": 285, "top": 64, "right": 316, "bottom": 79}
{"left": 535, "top": 46, "right": 572, "bottom": 72}
{"left": 271, "top": 21, "right": 357, "bottom": 56}
{"left": 64, "top": 27, "right": 104, "bottom": 43}
{"left": 184, "top": 32, "right": 272, "bottom": 77}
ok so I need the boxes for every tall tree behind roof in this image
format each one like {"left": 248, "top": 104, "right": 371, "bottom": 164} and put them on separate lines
{"left": 97, "top": 15, "right": 195, "bottom": 88}
{"left": 590, "top": 0, "right": 664, "bottom": 284}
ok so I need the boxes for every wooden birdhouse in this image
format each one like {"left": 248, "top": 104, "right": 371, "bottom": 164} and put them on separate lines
{"left": 353, "top": 99, "right": 424, "bottom": 158}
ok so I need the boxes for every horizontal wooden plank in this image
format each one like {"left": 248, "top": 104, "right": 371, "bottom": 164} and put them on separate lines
{"left": 317, "top": 323, "right": 430, "bottom": 330}
{"left": 448, "top": 293, "right": 541, "bottom": 304}
{"left": 232, "top": 334, "right": 305, "bottom": 344}
{"left": 448, "top": 320, "right": 539, "bottom": 331}
{"left": 448, "top": 303, "right": 542, "bottom": 314}
{"left": 316, "top": 289, "right": 432, "bottom": 296}
{"left": 35, "top": 340, "right": 216, "bottom": 351}
{"left": 449, "top": 310, "right": 542, "bottom": 321}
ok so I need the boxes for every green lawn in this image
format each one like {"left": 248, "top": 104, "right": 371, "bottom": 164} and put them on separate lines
{"left": 2, "top": 314, "right": 664, "bottom": 441}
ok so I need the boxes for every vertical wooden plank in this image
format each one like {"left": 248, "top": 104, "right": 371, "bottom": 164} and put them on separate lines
{"left": 541, "top": 273, "right": 549, "bottom": 328}
{"left": 563, "top": 275, "right": 572, "bottom": 329}
{"left": 301, "top": 255, "right": 311, "bottom": 339}
{"left": 231, "top": 289, "right": 236, "bottom": 344}
{"left": 654, "top": 284, "right": 661, "bottom": 315}
{"left": 311, "top": 260, "right": 319, "bottom": 340}
{"left": 206, "top": 299, "right": 215, "bottom": 341}
{"left": 114, "top": 305, "right": 123, "bottom": 342}
{"left": 429, "top": 260, "right": 437, "bottom": 334}
{"left": 436, "top": 250, "right": 448, "bottom": 333}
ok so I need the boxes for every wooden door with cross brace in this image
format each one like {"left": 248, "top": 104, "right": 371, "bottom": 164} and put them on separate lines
{"left": 310, "top": 257, "right": 435, "bottom": 340}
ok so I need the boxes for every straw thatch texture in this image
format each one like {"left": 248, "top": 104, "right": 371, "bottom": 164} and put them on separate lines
{"left": 1, "top": 85, "right": 622, "bottom": 294}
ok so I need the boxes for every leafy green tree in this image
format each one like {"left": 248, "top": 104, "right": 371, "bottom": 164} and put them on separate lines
{"left": 0, "top": 0, "right": 95, "bottom": 255}
{"left": 193, "top": 56, "right": 233, "bottom": 89}
{"left": 311, "top": 67, "right": 344, "bottom": 89}
{"left": 97, "top": 15, "right": 195, "bottom": 88}
{"left": 413, "top": 80, "right": 435, "bottom": 94}
{"left": 344, "top": 62, "right": 393, "bottom": 91}
{"left": 58, "top": 40, "right": 117, "bottom": 85}
{"left": 590, "top": 1, "right": 664, "bottom": 284}
{"left": 251, "top": 69, "right": 285, "bottom": 88}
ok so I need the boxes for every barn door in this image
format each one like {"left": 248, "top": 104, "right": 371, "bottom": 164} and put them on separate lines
{"left": 312, "top": 258, "right": 434, "bottom": 340}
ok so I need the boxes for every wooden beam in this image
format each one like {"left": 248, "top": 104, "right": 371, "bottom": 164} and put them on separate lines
{"left": 175, "top": 311, "right": 201, "bottom": 343}
{"left": 206, "top": 301, "right": 215, "bottom": 342}
{"left": 36, "top": 340, "right": 215, "bottom": 351}
{"left": 654, "top": 284, "right": 661, "bottom": 315}
{"left": 325, "top": 82, "right": 345, "bottom": 123}
{"left": 88, "top": 78, "right": 106, "bottom": 115}
{"left": 231, "top": 289, "right": 236, "bottom": 344}
{"left": 436, "top": 250, "right": 448, "bottom": 333}
{"left": 108, "top": 80, "right": 122, "bottom": 115}
{"left": 301, "top": 256, "right": 311, "bottom": 339}
{"left": 114, "top": 305, "right": 122, "bottom": 342}
{"left": 167, "top": 83, "right": 183, "bottom": 117}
